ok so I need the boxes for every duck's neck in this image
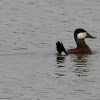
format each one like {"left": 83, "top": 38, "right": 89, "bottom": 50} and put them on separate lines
{"left": 76, "top": 39, "right": 89, "bottom": 49}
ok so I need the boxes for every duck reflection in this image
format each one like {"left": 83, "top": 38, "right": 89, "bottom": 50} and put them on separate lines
{"left": 56, "top": 56, "right": 65, "bottom": 68}
{"left": 56, "top": 56, "right": 66, "bottom": 77}
{"left": 56, "top": 56, "right": 65, "bottom": 63}
{"left": 56, "top": 54, "right": 90, "bottom": 77}
{"left": 72, "top": 55, "right": 90, "bottom": 76}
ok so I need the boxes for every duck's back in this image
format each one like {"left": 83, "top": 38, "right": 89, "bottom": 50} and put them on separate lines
{"left": 67, "top": 48, "right": 92, "bottom": 54}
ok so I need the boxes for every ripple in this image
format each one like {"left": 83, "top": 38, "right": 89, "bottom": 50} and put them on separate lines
{"left": 13, "top": 47, "right": 28, "bottom": 50}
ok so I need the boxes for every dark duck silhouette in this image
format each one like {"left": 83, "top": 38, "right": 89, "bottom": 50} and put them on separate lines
{"left": 56, "top": 28, "right": 96, "bottom": 55}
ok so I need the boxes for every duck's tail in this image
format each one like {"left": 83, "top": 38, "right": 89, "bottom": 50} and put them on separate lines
{"left": 56, "top": 41, "right": 68, "bottom": 55}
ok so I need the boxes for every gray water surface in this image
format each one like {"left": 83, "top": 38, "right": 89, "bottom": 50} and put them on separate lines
{"left": 0, "top": 0, "right": 100, "bottom": 100}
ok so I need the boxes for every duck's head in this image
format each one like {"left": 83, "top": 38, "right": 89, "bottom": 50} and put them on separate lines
{"left": 74, "top": 28, "right": 96, "bottom": 41}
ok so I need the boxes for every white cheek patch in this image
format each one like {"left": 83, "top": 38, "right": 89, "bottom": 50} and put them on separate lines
{"left": 77, "top": 32, "right": 87, "bottom": 39}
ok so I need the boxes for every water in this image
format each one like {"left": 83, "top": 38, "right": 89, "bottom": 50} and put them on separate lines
{"left": 0, "top": 0, "right": 100, "bottom": 100}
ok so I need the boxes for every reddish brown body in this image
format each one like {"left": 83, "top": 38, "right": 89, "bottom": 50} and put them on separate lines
{"left": 67, "top": 48, "right": 92, "bottom": 54}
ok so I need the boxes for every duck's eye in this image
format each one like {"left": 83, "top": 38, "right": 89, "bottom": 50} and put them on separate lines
{"left": 77, "top": 32, "right": 87, "bottom": 39}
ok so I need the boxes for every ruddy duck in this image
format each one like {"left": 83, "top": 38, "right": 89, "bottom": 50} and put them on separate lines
{"left": 56, "top": 28, "right": 96, "bottom": 55}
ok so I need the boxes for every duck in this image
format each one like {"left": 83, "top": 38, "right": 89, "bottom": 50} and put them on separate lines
{"left": 56, "top": 28, "right": 96, "bottom": 55}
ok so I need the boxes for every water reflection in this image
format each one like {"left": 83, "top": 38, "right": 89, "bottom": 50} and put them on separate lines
{"left": 55, "top": 56, "right": 66, "bottom": 77}
{"left": 56, "top": 56, "right": 65, "bottom": 67}
{"left": 71, "top": 55, "right": 90, "bottom": 76}
{"left": 71, "top": 55, "right": 89, "bottom": 66}
{"left": 56, "top": 54, "right": 91, "bottom": 77}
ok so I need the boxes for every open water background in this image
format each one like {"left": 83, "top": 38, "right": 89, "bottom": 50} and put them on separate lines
{"left": 0, "top": 0, "right": 100, "bottom": 100}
